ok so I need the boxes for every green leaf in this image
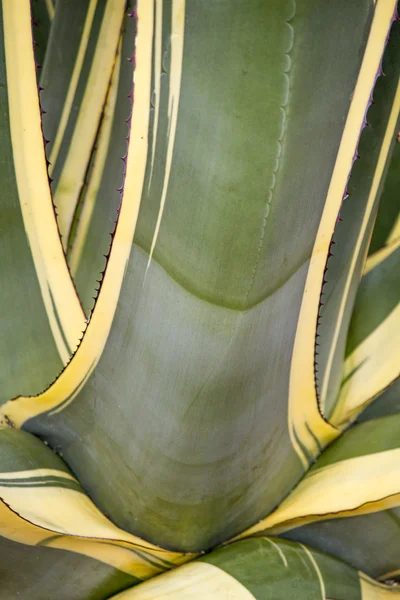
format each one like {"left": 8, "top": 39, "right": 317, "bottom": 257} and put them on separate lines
{"left": 347, "top": 239, "right": 400, "bottom": 357}
{"left": 314, "top": 15, "right": 400, "bottom": 420}
{"left": 40, "top": 0, "right": 125, "bottom": 247}
{"left": 67, "top": 6, "right": 135, "bottom": 315}
{"left": 4, "top": 0, "right": 393, "bottom": 553}
{"left": 235, "top": 413, "right": 400, "bottom": 538}
{"left": 0, "top": 535, "right": 137, "bottom": 600}
{"left": 31, "top": 0, "right": 53, "bottom": 68}
{"left": 282, "top": 508, "right": 400, "bottom": 581}
{"left": 107, "top": 538, "right": 397, "bottom": 599}
{"left": 333, "top": 236, "right": 400, "bottom": 426}
{"left": 358, "top": 377, "right": 400, "bottom": 422}
{"left": 0, "top": 0, "right": 85, "bottom": 404}
{"left": 0, "top": 427, "right": 189, "bottom": 581}
{"left": 369, "top": 137, "right": 400, "bottom": 255}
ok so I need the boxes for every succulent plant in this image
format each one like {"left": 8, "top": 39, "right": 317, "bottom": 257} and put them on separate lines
{"left": 0, "top": 0, "right": 399, "bottom": 598}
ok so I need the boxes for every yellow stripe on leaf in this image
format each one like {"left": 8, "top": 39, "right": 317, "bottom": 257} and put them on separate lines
{"left": 147, "top": 0, "right": 163, "bottom": 190}
{"left": 378, "top": 569, "right": 400, "bottom": 581}
{"left": 387, "top": 212, "right": 400, "bottom": 244}
{"left": 48, "top": 0, "right": 98, "bottom": 172}
{"left": 299, "top": 544, "right": 326, "bottom": 599}
{"left": 0, "top": 468, "right": 189, "bottom": 579}
{"left": 0, "top": 0, "right": 154, "bottom": 426}
{"left": 145, "top": 0, "right": 185, "bottom": 274}
{"left": 2, "top": 0, "right": 86, "bottom": 363}
{"left": 329, "top": 77, "right": 400, "bottom": 427}
{"left": 360, "top": 573, "right": 400, "bottom": 598}
{"left": 287, "top": 0, "right": 397, "bottom": 466}
{"left": 0, "top": 467, "right": 75, "bottom": 483}
{"left": 54, "top": 0, "right": 126, "bottom": 247}
{"left": 233, "top": 448, "right": 400, "bottom": 539}
{"left": 107, "top": 562, "right": 256, "bottom": 599}
{"left": 319, "top": 85, "right": 400, "bottom": 414}
{"left": 364, "top": 238, "right": 400, "bottom": 275}
{"left": 45, "top": 0, "right": 55, "bottom": 21}
{"left": 337, "top": 300, "right": 400, "bottom": 426}
{"left": 69, "top": 41, "right": 122, "bottom": 276}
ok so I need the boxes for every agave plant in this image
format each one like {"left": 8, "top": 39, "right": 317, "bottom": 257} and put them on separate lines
{"left": 0, "top": 0, "right": 399, "bottom": 597}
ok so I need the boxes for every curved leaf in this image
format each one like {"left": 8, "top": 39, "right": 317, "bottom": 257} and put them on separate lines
{"left": 235, "top": 413, "right": 400, "bottom": 538}
{"left": 31, "top": 0, "right": 52, "bottom": 68}
{"left": 40, "top": 0, "right": 125, "bottom": 247}
{"left": 282, "top": 508, "right": 400, "bottom": 581}
{"left": 0, "top": 427, "right": 189, "bottom": 581}
{"left": 0, "top": 0, "right": 85, "bottom": 403}
{"left": 0, "top": 0, "right": 148, "bottom": 424}
{"left": 108, "top": 538, "right": 398, "bottom": 599}
{"left": 333, "top": 235, "right": 400, "bottom": 426}
{"left": 315, "top": 15, "right": 400, "bottom": 419}
{"left": 369, "top": 135, "right": 400, "bottom": 254}
{"left": 67, "top": 9, "right": 135, "bottom": 315}
{"left": 1, "top": 0, "right": 391, "bottom": 552}
{"left": 0, "top": 534, "right": 137, "bottom": 600}
{"left": 358, "top": 377, "right": 400, "bottom": 422}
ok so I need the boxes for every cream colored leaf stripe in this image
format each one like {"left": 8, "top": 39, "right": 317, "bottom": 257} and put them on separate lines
{"left": 327, "top": 76, "right": 400, "bottom": 426}
{"left": 145, "top": 0, "right": 185, "bottom": 275}
{"left": 264, "top": 537, "right": 288, "bottom": 567}
{"left": 337, "top": 227, "right": 400, "bottom": 427}
{"left": 287, "top": 0, "right": 397, "bottom": 467}
{"left": 0, "top": 468, "right": 78, "bottom": 490}
{"left": 378, "top": 569, "right": 400, "bottom": 582}
{"left": 147, "top": 0, "right": 163, "bottom": 190}
{"left": 45, "top": 0, "right": 55, "bottom": 21}
{"left": 107, "top": 562, "right": 256, "bottom": 599}
{"left": 0, "top": 0, "right": 177, "bottom": 427}
{"left": 387, "top": 212, "right": 400, "bottom": 244}
{"left": 0, "top": 467, "right": 190, "bottom": 579}
{"left": 364, "top": 237, "right": 400, "bottom": 275}
{"left": 2, "top": 0, "right": 86, "bottom": 363}
{"left": 300, "top": 543, "right": 326, "bottom": 599}
{"left": 233, "top": 447, "right": 400, "bottom": 539}
{"left": 52, "top": 0, "right": 126, "bottom": 248}
{"left": 68, "top": 40, "right": 122, "bottom": 276}
{"left": 106, "top": 543, "right": 400, "bottom": 599}
{"left": 360, "top": 573, "right": 400, "bottom": 598}
{"left": 337, "top": 293, "right": 400, "bottom": 426}
{"left": 48, "top": 0, "right": 98, "bottom": 174}
{"left": 383, "top": 135, "right": 400, "bottom": 246}
{"left": 319, "top": 85, "right": 400, "bottom": 412}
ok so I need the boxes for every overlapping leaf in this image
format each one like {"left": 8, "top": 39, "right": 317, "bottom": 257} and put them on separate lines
{"left": 235, "top": 413, "right": 400, "bottom": 538}
{"left": 0, "top": 0, "right": 85, "bottom": 404}
{"left": 315, "top": 15, "right": 400, "bottom": 420}
{"left": 1, "top": 0, "right": 396, "bottom": 554}
{"left": 282, "top": 412, "right": 400, "bottom": 578}
{"left": 40, "top": 0, "right": 125, "bottom": 248}
{"left": 0, "top": 427, "right": 188, "bottom": 584}
{"left": 338, "top": 88, "right": 400, "bottom": 423}
{"left": 0, "top": 1, "right": 399, "bottom": 597}
{"left": 68, "top": 8, "right": 135, "bottom": 315}
{"left": 369, "top": 137, "right": 400, "bottom": 254}
{"left": 31, "top": 0, "right": 53, "bottom": 68}
{"left": 358, "top": 378, "right": 400, "bottom": 422}
{"left": 334, "top": 220, "right": 400, "bottom": 425}
{"left": 108, "top": 538, "right": 400, "bottom": 599}
{"left": 0, "top": 535, "right": 137, "bottom": 600}
{"left": 283, "top": 509, "right": 400, "bottom": 582}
